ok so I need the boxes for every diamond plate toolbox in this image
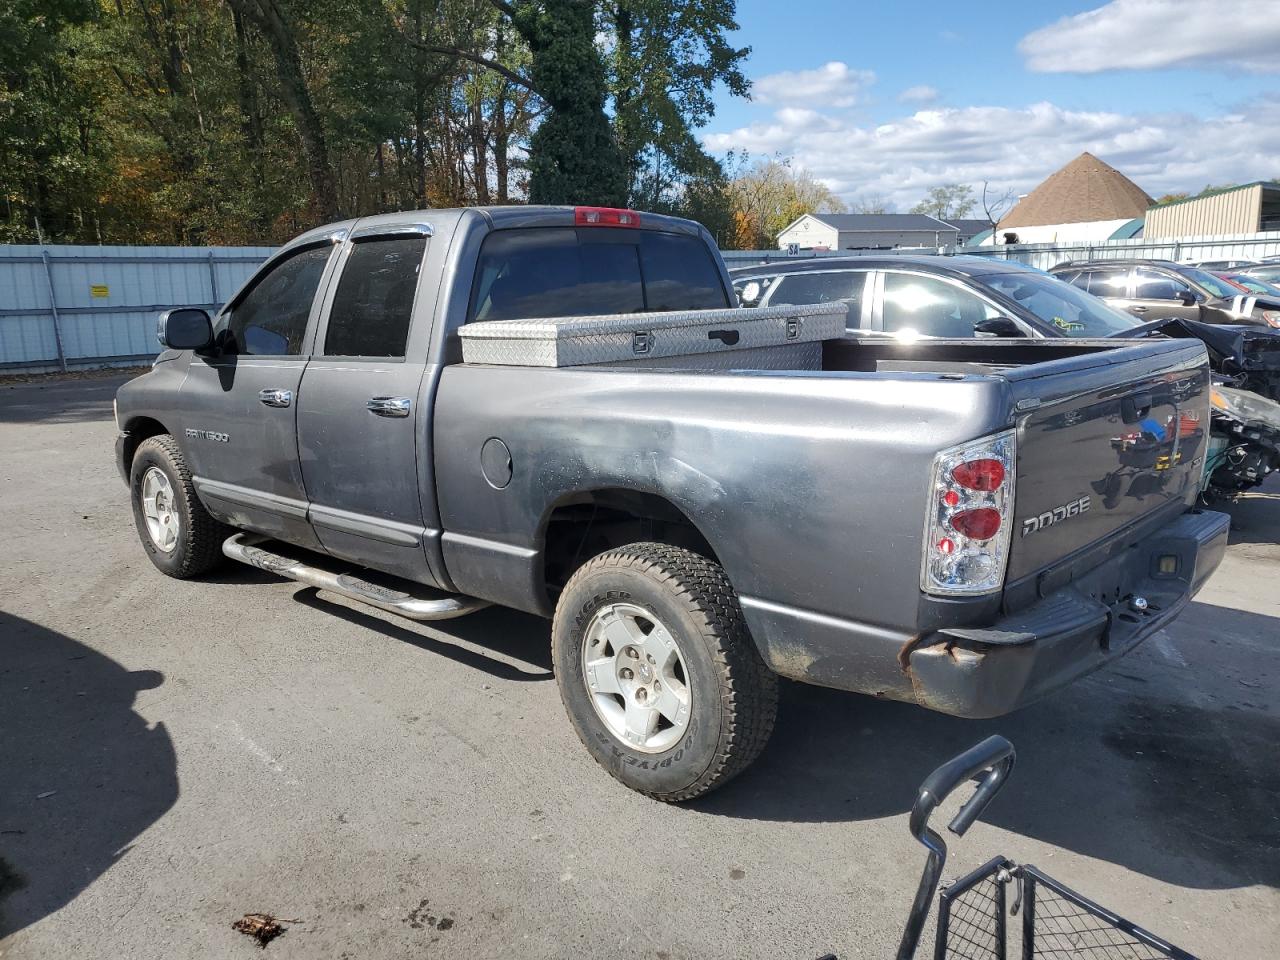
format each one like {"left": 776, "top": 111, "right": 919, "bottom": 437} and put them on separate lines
{"left": 457, "top": 301, "right": 847, "bottom": 367}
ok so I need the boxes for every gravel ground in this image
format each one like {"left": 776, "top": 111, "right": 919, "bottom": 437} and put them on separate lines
{"left": 2, "top": 375, "right": 1278, "bottom": 960}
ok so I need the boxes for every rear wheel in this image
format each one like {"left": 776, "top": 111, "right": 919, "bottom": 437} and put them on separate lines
{"left": 129, "top": 434, "right": 229, "bottom": 578}
{"left": 551, "top": 542, "right": 777, "bottom": 801}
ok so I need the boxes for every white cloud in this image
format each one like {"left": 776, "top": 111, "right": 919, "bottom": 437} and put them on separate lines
{"left": 703, "top": 93, "right": 1280, "bottom": 213}
{"left": 752, "top": 61, "right": 875, "bottom": 109}
{"left": 1020, "top": 0, "right": 1280, "bottom": 74}
{"left": 898, "top": 85, "right": 939, "bottom": 104}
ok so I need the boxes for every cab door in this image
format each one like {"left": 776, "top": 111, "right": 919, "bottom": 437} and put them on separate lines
{"left": 1125, "top": 267, "right": 1202, "bottom": 321}
{"left": 295, "top": 224, "right": 439, "bottom": 586}
{"left": 180, "top": 240, "right": 339, "bottom": 549}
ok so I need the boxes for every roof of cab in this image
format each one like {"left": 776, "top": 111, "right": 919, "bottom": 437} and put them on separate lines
{"left": 281, "top": 205, "right": 704, "bottom": 252}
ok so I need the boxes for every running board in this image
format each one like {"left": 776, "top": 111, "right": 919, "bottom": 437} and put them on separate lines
{"left": 222, "top": 533, "right": 489, "bottom": 621}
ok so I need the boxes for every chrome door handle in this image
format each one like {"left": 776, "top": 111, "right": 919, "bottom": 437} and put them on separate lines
{"left": 258, "top": 388, "right": 293, "bottom": 408}
{"left": 367, "top": 396, "right": 411, "bottom": 418}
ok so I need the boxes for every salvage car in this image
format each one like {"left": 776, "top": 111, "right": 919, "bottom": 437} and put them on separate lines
{"left": 1048, "top": 258, "right": 1280, "bottom": 330}
{"left": 732, "top": 256, "right": 1280, "bottom": 499}
{"left": 115, "top": 207, "right": 1228, "bottom": 801}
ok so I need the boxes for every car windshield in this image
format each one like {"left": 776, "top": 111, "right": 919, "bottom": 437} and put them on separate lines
{"left": 980, "top": 272, "right": 1142, "bottom": 337}
{"left": 1227, "top": 274, "right": 1277, "bottom": 295}
{"left": 1181, "top": 267, "right": 1240, "bottom": 299}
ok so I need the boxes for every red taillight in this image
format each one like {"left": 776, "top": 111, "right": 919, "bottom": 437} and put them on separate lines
{"left": 950, "top": 507, "right": 1002, "bottom": 541}
{"left": 575, "top": 206, "right": 641, "bottom": 228}
{"left": 952, "top": 458, "right": 1005, "bottom": 492}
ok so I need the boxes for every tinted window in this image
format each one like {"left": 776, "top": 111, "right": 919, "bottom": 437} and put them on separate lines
{"left": 1069, "top": 268, "right": 1129, "bottom": 297}
{"left": 217, "top": 245, "right": 331, "bottom": 356}
{"left": 324, "top": 236, "right": 427, "bottom": 357}
{"left": 880, "top": 272, "right": 1000, "bottom": 338}
{"left": 767, "top": 271, "right": 867, "bottom": 328}
{"left": 640, "top": 232, "right": 728, "bottom": 310}
{"left": 1133, "top": 269, "right": 1189, "bottom": 301}
{"left": 469, "top": 228, "right": 727, "bottom": 321}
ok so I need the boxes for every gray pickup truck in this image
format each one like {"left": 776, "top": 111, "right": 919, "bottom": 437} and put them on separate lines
{"left": 114, "top": 206, "right": 1229, "bottom": 800}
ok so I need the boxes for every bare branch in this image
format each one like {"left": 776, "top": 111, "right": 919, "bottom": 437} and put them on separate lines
{"left": 405, "top": 38, "right": 535, "bottom": 92}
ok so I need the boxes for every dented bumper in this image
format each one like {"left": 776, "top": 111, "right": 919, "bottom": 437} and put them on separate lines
{"left": 905, "top": 509, "right": 1229, "bottom": 718}
{"left": 743, "top": 509, "right": 1229, "bottom": 719}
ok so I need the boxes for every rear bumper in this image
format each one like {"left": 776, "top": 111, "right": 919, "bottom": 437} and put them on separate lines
{"left": 742, "top": 509, "right": 1229, "bottom": 718}
{"left": 905, "top": 509, "right": 1229, "bottom": 717}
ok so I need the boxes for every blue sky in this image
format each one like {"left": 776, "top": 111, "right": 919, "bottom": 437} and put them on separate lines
{"left": 702, "top": 0, "right": 1280, "bottom": 211}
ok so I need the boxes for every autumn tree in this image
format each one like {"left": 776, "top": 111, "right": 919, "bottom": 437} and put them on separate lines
{"left": 724, "top": 157, "right": 845, "bottom": 249}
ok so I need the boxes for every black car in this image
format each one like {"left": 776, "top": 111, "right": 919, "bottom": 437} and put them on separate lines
{"left": 1047, "top": 258, "right": 1280, "bottom": 330}
{"left": 730, "top": 255, "right": 1142, "bottom": 340}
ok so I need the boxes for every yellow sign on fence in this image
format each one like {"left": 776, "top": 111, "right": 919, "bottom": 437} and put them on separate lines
{"left": 90, "top": 284, "right": 109, "bottom": 298}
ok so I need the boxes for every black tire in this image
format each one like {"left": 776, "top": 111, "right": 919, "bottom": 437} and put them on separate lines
{"left": 129, "top": 434, "right": 229, "bottom": 578}
{"left": 551, "top": 542, "right": 778, "bottom": 802}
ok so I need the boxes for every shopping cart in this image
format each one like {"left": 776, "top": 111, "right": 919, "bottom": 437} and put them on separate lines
{"left": 893, "top": 736, "right": 1199, "bottom": 960}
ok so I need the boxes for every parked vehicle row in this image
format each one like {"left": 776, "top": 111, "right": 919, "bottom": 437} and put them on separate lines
{"left": 114, "top": 206, "right": 1229, "bottom": 800}
{"left": 730, "top": 255, "right": 1280, "bottom": 500}
{"left": 1049, "top": 259, "right": 1280, "bottom": 330}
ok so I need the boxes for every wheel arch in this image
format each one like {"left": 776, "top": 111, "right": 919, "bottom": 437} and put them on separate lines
{"left": 539, "top": 486, "right": 724, "bottom": 610}
{"left": 120, "top": 416, "right": 170, "bottom": 477}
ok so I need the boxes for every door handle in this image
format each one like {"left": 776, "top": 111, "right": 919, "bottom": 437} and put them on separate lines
{"left": 1130, "top": 305, "right": 1148, "bottom": 313}
{"left": 258, "top": 388, "right": 293, "bottom": 408}
{"left": 367, "top": 396, "right": 412, "bottom": 418}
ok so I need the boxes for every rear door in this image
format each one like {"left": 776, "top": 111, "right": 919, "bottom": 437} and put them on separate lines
{"left": 296, "top": 224, "right": 439, "bottom": 585}
{"left": 181, "top": 241, "right": 338, "bottom": 549}
{"left": 761, "top": 270, "right": 870, "bottom": 330}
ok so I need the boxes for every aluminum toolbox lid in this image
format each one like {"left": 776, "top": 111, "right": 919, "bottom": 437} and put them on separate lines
{"left": 457, "top": 301, "right": 847, "bottom": 368}
{"left": 457, "top": 301, "right": 845, "bottom": 341}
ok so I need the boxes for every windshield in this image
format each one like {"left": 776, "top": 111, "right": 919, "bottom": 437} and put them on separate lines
{"left": 1181, "top": 267, "right": 1240, "bottom": 299}
{"left": 980, "top": 272, "right": 1142, "bottom": 337}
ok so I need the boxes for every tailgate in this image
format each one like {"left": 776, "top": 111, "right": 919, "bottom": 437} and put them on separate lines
{"left": 1003, "top": 339, "right": 1211, "bottom": 584}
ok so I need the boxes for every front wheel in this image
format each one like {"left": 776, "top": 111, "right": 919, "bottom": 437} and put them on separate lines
{"left": 551, "top": 542, "right": 778, "bottom": 801}
{"left": 129, "top": 434, "right": 229, "bottom": 578}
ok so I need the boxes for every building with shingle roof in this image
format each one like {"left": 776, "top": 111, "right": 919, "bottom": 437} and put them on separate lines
{"left": 979, "top": 152, "right": 1152, "bottom": 246}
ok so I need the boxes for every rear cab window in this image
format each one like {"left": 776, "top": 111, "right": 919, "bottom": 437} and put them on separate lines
{"left": 469, "top": 228, "right": 728, "bottom": 322}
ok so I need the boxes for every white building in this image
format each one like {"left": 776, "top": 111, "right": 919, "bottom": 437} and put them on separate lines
{"left": 777, "top": 213, "right": 961, "bottom": 251}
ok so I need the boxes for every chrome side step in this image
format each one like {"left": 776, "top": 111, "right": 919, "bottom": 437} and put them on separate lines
{"left": 222, "top": 533, "right": 489, "bottom": 621}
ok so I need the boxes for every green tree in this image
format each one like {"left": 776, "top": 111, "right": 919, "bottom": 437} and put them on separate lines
{"left": 605, "top": 0, "right": 749, "bottom": 208}
{"left": 910, "top": 183, "right": 975, "bottom": 220}
{"left": 508, "top": 0, "right": 625, "bottom": 205}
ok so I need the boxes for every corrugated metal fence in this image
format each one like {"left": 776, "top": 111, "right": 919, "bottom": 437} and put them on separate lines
{"left": 0, "top": 244, "right": 274, "bottom": 372}
{"left": 4, "top": 231, "right": 1280, "bottom": 372}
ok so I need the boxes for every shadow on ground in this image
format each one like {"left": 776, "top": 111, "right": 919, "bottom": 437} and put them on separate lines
{"left": 0, "top": 612, "right": 178, "bottom": 937}
{"left": 690, "top": 600, "right": 1280, "bottom": 892}
{"left": 293, "top": 587, "right": 553, "bottom": 680}
{"left": 0, "top": 377, "right": 132, "bottom": 425}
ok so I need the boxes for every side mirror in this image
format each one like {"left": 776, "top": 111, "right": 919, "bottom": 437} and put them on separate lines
{"left": 974, "top": 317, "right": 1025, "bottom": 338}
{"left": 1174, "top": 290, "right": 1197, "bottom": 306}
{"left": 738, "top": 280, "right": 763, "bottom": 307}
{"left": 157, "top": 308, "right": 213, "bottom": 351}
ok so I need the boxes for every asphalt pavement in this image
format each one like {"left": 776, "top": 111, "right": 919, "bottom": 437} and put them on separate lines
{"left": 1, "top": 374, "right": 1278, "bottom": 959}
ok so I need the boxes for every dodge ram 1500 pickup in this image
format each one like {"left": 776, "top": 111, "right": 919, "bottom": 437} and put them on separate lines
{"left": 114, "top": 206, "right": 1229, "bottom": 800}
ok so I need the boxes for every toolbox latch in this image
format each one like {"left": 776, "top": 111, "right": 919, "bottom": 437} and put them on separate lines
{"left": 785, "top": 318, "right": 802, "bottom": 340}
{"left": 632, "top": 331, "right": 652, "bottom": 355}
